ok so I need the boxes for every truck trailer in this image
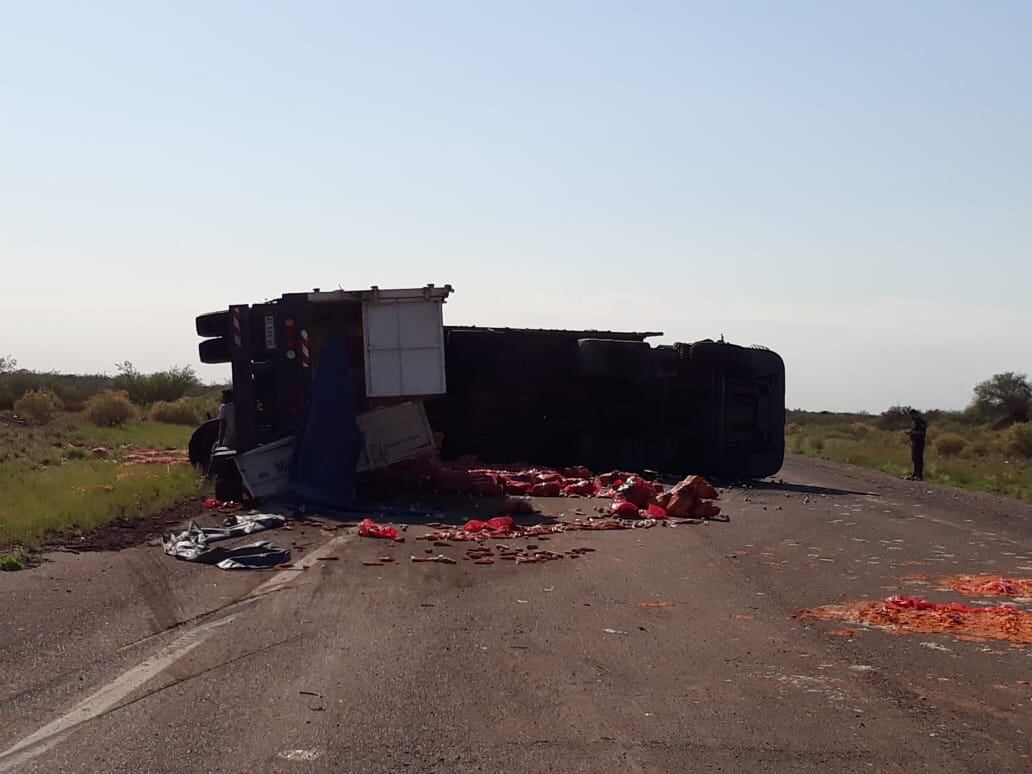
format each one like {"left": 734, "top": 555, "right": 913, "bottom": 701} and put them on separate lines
{"left": 190, "top": 284, "right": 785, "bottom": 500}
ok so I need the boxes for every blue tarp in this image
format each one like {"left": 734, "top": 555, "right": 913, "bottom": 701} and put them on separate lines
{"left": 289, "top": 333, "right": 363, "bottom": 507}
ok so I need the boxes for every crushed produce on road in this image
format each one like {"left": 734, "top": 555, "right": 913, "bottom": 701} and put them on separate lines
{"left": 357, "top": 518, "right": 401, "bottom": 541}
{"left": 350, "top": 472, "right": 723, "bottom": 568}
{"left": 797, "top": 595, "right": 1032, "bottom": 646}
{"left": 375, "top": 458, "right": 721, "bottom": 518}
{"left": 943, "top": 575, "right": 1032, "bottom": 598}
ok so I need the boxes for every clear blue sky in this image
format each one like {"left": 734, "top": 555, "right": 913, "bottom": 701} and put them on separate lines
{"left": 2, "top": 1, "right": 1029, "bottom": 411}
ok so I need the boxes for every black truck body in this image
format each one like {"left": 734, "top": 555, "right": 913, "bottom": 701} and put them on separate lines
{"left": 193, "top": 286, "right": 785, "bottom": 481}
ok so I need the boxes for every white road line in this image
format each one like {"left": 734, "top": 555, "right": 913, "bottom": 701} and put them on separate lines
{"left": 248, "top": 532, "right": 353, "bottom": 597}
{"left": 0, "top": 614, "right": 238, "bottom": 772}
{"left": 0, "top": 529, "right": 354, "bottom": 771}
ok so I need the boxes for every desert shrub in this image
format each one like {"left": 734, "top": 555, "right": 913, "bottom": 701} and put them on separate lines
{"left": 1002, "top": 423, "right": 1032, "bottom": 459}
{"left": 149, "top": 398, "right": 200, "bottom": 426}
{"left": 13, "top": 388, "right": 63, "bottom": 423}
{"left": 85, "top": 389, "right": 135, "bottom": 427}
{"left": 0, "top": 370, "right": 114, "bottom": 409}
{"left": 965, "top": 435, "right": 994, "bottom": 457}
{"left": 934, "top": 433, "right": 967, "bottom": 458}
{"left": 113, "top": 362, "right": 200, "bottom": 405}
{"left": 877, "top": 405, "right": 913, "bottom": 430}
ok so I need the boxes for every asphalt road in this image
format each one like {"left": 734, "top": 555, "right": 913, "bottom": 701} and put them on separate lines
{"left": 2, "top": 455, "right": 1032, "bottom": 773}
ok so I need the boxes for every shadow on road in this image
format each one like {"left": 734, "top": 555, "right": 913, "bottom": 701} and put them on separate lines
{"left": 720, "top": 480, "right": 878, "bottom": 498}
{"left": 303, "top": 488, "right": 565, "bottom": 527}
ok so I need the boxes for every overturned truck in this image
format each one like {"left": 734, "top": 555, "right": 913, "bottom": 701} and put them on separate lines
{"left": 191, "top": 285, "right": 784, "bottom": 501}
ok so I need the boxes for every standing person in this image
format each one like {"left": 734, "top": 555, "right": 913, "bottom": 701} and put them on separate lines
{"left": 904, "top": 409, "right": 927, "bottom": 480}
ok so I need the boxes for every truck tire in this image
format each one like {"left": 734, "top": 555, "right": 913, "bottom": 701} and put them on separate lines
{"left": 188, "top": 419, "right": 220, "bottom": 473}
{"left": 652, "top": 345, "right": 679, "bottom": 375}
{"left": 196, "top": 311, "right": 231, "bottom": 338}
{"left": 691, "top": 340, "right": 784, "bottom": 379}
{"left": 577, "top": 339, "right": 652, "bottom": 382}
{"left": 199, "top": 337, "right": 231, "bottom": 364}
{"left": 688, "top": 340, "right": 746, "bottom": 368}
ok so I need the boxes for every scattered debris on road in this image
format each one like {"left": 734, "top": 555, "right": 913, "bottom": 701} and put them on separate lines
{"left": 162, "top": 512, "right": 290, "bottom": 569}
{"left": 357, "top": 518, "right": 401, "bottom": 541}
{"left": 278, "top": 750, "right": 322, "bottom": 762}
{"left": 379, "top": 462, "right": 723, "bottom": 521}
{"left": 798, "top": 594, "right": 1032, "bottom": 646}
{"left": 943, "top": 574, "right": 1032, "bottom": 598}
{"left": 346, "top": 473, "right": 724, "bottom": 570}
{"left": 826, "top": 629, "right": 860, "bottom": 638}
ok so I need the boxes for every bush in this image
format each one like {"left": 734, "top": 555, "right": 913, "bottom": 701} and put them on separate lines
{"left": 934, "top": 433, "right": 967, "bottom": 457}
{"left": 149, "top": 398, "right": 200, "bottom": 426}
{"left": 13, "top": 388, "right": 63, "bottom": 423}
{"left": 0, "top": 370, "right": 114, "bottom": 410}
{"left": 877, "top": 405, "right": 913, "bottom": 430}
{"left": 113, "top": 362, "right": 200, "bottom": 405}
{"left": 85, "top": 390, "right": 135, "bottom": 427}
{"left": 965, "top": 435, "right": 994, "bottom": 457}
{"left": 1002, "top": 423, "right": 1032, "bottom": 459}
{"left": 971, "top": 372, "right": 1032, "bottom": 423}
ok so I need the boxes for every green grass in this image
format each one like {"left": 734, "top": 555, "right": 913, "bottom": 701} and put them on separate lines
{"left": 0, "top": 550, "right": 41, "bottom": 571}
{"left": 0, "top": 412, "right": 205, "bottom": 551}
{"left": 787, "top": 414, "right": 1032, "bottom": 501}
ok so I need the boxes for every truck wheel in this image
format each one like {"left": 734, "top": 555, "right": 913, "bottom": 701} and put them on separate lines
{"left": 690, "top": 340, "right": 784, "bottom": 377}
{"left": 652, "top": 345, "right": 679, "bottom": 375}
{"left": 188, "top": 419, "right": 220, "bottom": 473}
{"left": 199, "top": 337, "right": 231, "bottom": 364}
{"left": 688, "top": 340, "right": 745, "bottom": 367}
{"left": 577, "top": 339, "right": 652, "bottom": 381}
{"left": 196, "top": 311, "right": 231, "bottom": 337}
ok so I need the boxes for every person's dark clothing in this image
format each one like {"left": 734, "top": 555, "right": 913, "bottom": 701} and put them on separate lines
{"left": 908, "top": 415, "right": 927, "bottom": 480}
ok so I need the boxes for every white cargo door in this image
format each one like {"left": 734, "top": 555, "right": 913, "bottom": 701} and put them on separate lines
{"left": 363, "top": 298, "right": 447, "bottom": 397}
